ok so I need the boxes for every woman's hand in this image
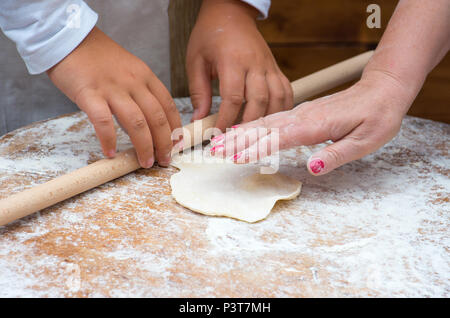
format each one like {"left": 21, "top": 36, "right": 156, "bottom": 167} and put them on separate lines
{"left": 186, "top": 0, "right": 293, "bottom": 131}
{"left": 210, "top": 71, "right": 416, "bottom": 175}
{"left": 47, "top": 27, "right": 181, "bottom": 168}
{"left": 208, "top": 0, "right": 449, "bottom": 176}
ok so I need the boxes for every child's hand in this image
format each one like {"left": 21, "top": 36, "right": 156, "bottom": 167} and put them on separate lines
{"left": 210, "top": 71, "right": 416, "bottom": 175}
{"left": 186, "top": 0, "right": 293, "bottom": 131}
{"left": 47, "top": 27, "right": 181, "bottom": 168}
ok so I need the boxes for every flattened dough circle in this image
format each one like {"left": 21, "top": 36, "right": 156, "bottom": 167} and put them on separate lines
{"left": 170, "top": 150, "right": 301, "bottom": 223}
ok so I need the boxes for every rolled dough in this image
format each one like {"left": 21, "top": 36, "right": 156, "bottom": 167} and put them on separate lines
{"left": 170, "top": 148, "right": 301, "bottom": 223}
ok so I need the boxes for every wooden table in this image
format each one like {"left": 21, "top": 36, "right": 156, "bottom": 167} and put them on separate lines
{"left": 0, "top": 98, "right": 448, "bottom": 297}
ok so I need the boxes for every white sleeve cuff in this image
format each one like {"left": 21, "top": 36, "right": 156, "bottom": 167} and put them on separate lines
{"left": 24, "top": 1, "right": 98, "bottom": 74}
{"left": 1, "top": 1, "right": 98, "bottom": 74}
{"left": 240, "top": 0, "right": 271, "bottom": 19}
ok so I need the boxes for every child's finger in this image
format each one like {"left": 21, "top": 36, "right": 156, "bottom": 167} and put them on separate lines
{"left": 108, "top": 93, "right": 155, "bottom": 169}
{"left": 186, "top": 58, "right": 213, "bottom": 122}
{"left": 77, "top": 94, "right": 117, "bottom": 159}
{"left": 146, "top": 73, "right": 182, "bottom": 133}
{"left": 215, "top": 65, "right": 246, "bottom": 132}
{"left": 131, "top": 89, "right": 173, "bottom": 167}
{"left": 265, "top": 72, "right": 286, "bottom": 115}
{"left": 279, "top": 72, "right": 294, "bottom": 110}
{"left": 242, "top": 71, "right": 269, "bottom": 123}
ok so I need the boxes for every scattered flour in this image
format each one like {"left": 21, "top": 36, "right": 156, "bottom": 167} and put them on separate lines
{"left": 0, "top": 98, "right": 448, "bottom": 297}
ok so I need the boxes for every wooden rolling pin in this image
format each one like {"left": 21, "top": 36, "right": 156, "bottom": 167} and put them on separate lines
{"left": 0, "top": 50, "right": 373, "bottom": 226}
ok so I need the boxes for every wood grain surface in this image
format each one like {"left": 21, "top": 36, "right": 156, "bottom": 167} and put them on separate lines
{"left": 257, "top": 0, "right": 450, "bottom": 123}
{"left": 256, "top": 0, "right": 396, "bottom": 44}
{"left": 169, "top": 0, "right": 202, "bottom": 98}
{"left": 168, "top": 0, "right": 449, "bottom": 122}
{"left": 0, "top": 98, "right": 448, "bottom": 297}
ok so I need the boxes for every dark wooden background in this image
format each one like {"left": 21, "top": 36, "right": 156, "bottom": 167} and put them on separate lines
{"left": 170, "top": 0, "right": 449, "bottom": 123}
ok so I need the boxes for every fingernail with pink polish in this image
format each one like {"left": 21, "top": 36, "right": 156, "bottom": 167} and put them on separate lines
{"left": 231, "top": 125, "right": 239, "bottom": 129}
{"left": 211, "top": 135, "right": 224, "bottom": 145}
{"left": 233, "top": 152, "right": 243, "bottom": 161}
{"left": 173, "top": 139, "right": 184, "bottom": 151}
{"left": 309, "top": 158, "right": 325, "bottom": 174}
{"left": 210, "top": 144, "right": 224, "bottom": 154}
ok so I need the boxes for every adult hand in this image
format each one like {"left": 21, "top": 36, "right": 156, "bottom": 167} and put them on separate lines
{"left": 210, "top": 71, "right": 416, "bottom": 175}
{"left": 186, "top": 0, "right": 293, "bottom": 131}
{"left": 47, "top": 27, "right": 181, "bottom": 168}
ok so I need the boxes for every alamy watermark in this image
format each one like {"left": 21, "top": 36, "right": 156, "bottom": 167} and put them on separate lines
{"left": 171, "top": 122, "right": 281, "bottom": 174}
{"left": 66, "top": 4, "right": 81, "bottom": 29}
{"left": 62, "top": 262, "right": 81, "bottom": 293}
{"left": 367, "top": 4, "right": 381, "bottom": 29}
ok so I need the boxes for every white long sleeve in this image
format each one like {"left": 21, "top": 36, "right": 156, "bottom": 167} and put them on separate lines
{"left": 0, "top": 0, "right": 269, "bottom": 75}
{"left": 0, "top": 0, "right": 98, "bottom": 74}
{"left": 240, "top": 0, "right": 271, "bottom": 19}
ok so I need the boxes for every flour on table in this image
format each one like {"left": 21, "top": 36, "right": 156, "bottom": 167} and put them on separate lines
{"left": 170, "top": 147, "right": 302, "bottom": 222}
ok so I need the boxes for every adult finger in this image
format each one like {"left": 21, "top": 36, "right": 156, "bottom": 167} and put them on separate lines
{"left": 306, "top": 124, "right": 370, "bottom": 176}
{"left": 210, "top": 103, "right": 332, "bottom": 158}
{"left": 213, "top": 109, "right": 292, "bottom": 142}
{"left": 233, "top": 133, "right": 275, "bottom": 164}
{"left": 210, "top": 110, "right": 288, "bottom": 157}
{"left": 211, "top": 126, "right": 270, "bottom": 159}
